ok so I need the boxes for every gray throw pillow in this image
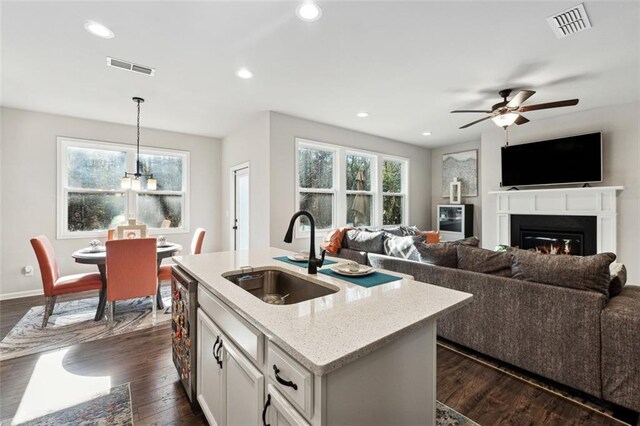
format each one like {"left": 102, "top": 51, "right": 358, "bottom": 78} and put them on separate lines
{"left": 380, "top": 227, "right": 404, "bottom": 237}
{"left": 400, "top": 225, "right": 421, "bottom": 236}
{"left": 342, "top": 230, "right": 385, "bottom": 254}
{"left": 510, "top": 248, "right": 616, "bottom": 296}
{"left": 414, "top": 242, "right": 458, "bottom": 268}
{"left": 456, "top": 245, "right": 513, "bottom": 277}
{"left": 609, "top": 262, "right": 627, "bottom": 297}
{"left": 383, "top": 235, "right": 425, "bottom": 260}
{"left": 451, "top": 236, "right": 480, "bottom": 247}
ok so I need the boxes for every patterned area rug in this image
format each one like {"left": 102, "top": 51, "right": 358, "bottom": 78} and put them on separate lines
{"left": 10, "top": 383, "right": 133, "bottom": 425}
{"left": 437, "top": 401, "right": 480, "bottom": 425}
{"left": 0, "top": 287, "right": 171, "bottom": 361}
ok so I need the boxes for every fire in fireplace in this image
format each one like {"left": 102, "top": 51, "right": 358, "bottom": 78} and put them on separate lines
{"left": 511, "top": 215, "right": 597, "bottom": 256}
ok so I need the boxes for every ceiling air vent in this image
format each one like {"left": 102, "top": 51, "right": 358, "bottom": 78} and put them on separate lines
{"left": 547, "top": 3, "right": 592, "bottom": 39}
{"left": 106, "top": 57, "right": 155, "bottom": 76}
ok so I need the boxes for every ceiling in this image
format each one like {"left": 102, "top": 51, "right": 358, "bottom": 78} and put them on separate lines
{"left": 1, "top": 1, "right": 639, "bottom": 147}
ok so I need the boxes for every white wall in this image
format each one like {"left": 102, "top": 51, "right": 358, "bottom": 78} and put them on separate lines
{"left": 268, "top": 111, "right": 432, "bottom": 253}
{"left": 0, "top": 108, "right": 222, "bottom": 298}
{"left": 430, "top": 140, "right": 481, "bottom": 237}
{"left": 481, "top": 103, "right": 640, "bottom": 283}
{"left": 220, "top": 112, "right": 271, "bottom": 250}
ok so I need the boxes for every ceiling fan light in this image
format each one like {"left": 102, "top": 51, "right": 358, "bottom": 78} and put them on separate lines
{"left": 492, "top": 112, "right": 519, "bottom": 128}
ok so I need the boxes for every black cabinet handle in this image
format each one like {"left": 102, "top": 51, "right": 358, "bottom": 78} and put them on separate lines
{"left": 213, "top": 336, "right": 220, "bottom": 362}
{"left": 273, "top": 365, "right": 298, "bottom": 390}
{"left": 262, "top": 394, "right": 271, "bottom": 426}
{"left": 216, "top": 339, "right": 223, "bottom": 369}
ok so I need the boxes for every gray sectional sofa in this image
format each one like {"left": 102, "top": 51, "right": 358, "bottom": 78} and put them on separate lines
{"left": 331, "top": 230, "right": 640, "bottom": 413}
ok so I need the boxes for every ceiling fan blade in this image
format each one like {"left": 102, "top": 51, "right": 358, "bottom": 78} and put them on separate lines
{"left": 519, "top": 99, "right": 579, "bottom": 112}
{"left": 459, "top": 116, "right": 492, "bottom": 129}
{"left": 514, "top": 115, "right": 529, "bottom": 125}
{"left": 506, "top": 90, "right": 536, "bottom": 108}
{"left": 450, "top": 110, "right": 492, "bottom": 113}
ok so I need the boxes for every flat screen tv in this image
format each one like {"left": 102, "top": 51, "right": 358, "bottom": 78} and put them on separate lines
{"left": 501, "top": 132, "right": 602, "bottom": 187}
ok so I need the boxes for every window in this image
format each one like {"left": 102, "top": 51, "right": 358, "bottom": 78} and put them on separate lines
{"left": 295, "top": 138, "right": 408, "bottom": 236}
{"left": 382, "top": 159, "right": 406, "bottom": 226}
{"left": 58, "top": 137, "right": 189, "bottom": 239}
{"left": 296, "top": 142, "right": 336, "bottom": 231}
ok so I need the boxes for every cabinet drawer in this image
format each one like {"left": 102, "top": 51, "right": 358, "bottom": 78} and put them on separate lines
{"left": 198, "top": 286, "right": 264, "bottom": 366}
{"left": 266, "top": 384, "right": 311, "bottom": 426}
{"left": 268, "top": 342, "right": 313, "bottom": 419}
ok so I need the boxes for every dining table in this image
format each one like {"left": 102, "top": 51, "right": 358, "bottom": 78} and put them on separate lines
{"left": 72, "top": 243, "right": 183, "bottom": 321}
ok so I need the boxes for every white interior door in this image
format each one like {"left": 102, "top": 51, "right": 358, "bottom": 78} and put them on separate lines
{"left": 232, "top": 165, "right": 250, "bottom": 250}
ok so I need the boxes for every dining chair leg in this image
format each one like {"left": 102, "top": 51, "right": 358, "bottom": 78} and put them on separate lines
{"left": 41, "top": 296, "right": 57, "bottom": 328}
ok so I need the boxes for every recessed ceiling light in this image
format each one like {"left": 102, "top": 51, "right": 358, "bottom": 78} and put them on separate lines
{"left": 422, "top": 132, "right": 432, "bottom": 136}
{"left": 236, "top": 68, "right": 254, "bottom": 79}
{"left": 296, "top": 3, "right": 322, "bottom": 22}
{"left": 356, "top": 112, "right": 369, "bottom": 118}
{"left": 84, "top": 20, "right": 114, "bottom": 39}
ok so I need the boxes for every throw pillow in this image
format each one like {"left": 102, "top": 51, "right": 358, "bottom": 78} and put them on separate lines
{"left": 510, "top": 249, "right": 616, "bottom": 296}
{"left": 383, "top": 235, "right": 425, "bottom": 260}
{"left": 320, "top": 227, "right": 353, "bottom": 254}
{"left": 451, "top": 236, "right": 480, "bottom": 247}
{"left": 342, "top": 230, "right": 386, "bottom": 254}
{"left": 419, "top": 231, "right": 440, "bottom": 244}
{"left": 457, "top": 245, "right": 513, "bottom": 277}
{"left": 413, "top": 242, "right": 458, "bottom": 268}
{"left": 400, "top": 225, "right": 421, "bottom": 236}
{"left": 609, "top": 262, "right": 627, "bottom": 297}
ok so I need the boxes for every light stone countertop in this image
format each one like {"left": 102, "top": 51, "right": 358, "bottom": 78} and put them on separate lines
{"left": 173, "top": 247, "right": 473, "bottom": 376}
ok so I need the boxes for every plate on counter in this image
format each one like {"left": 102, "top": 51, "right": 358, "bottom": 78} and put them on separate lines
{"left": 331, "top": 264, "right": 375, "bottom": 277}
{"left": 287, "top": 254, "right": 309, "bottom": 262}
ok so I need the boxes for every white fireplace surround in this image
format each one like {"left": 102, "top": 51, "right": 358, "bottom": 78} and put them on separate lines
{"left": 489, "top": 186, "right": 624, "bottom": 253}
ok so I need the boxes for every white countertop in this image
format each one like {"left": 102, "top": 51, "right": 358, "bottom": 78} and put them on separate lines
{"left": 173, "top": 247, "right": 472, "bottom": 376}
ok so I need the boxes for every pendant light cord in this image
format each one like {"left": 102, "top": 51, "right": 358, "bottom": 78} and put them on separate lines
{"left": 136, "top": 98, "right": 141, "bottom": 176}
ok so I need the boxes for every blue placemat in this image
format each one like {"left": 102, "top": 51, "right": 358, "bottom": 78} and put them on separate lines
{"left": 319, "top": 269, "right": 401, "bottom": 288}
{"left": 273, "top": 256, "right": 337, "bottom": 268}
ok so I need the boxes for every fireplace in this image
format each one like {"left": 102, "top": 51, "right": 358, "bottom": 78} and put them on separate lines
{"left": 510, "top": 215, "right": 597, "bottom": 256}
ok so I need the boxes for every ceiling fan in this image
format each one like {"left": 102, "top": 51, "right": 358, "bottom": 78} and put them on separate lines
{"left": 451, "top": 89, "right": 579, "bottom": 129}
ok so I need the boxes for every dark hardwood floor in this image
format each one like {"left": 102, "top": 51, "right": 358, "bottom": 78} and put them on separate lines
{"left": 0, "top": 293, "right": 634, "bottom": 425}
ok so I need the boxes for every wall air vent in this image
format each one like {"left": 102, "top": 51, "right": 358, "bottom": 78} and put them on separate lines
{"left": 547, "top": 3, "right": 592, "bottom": 39}
{"left": 106, "top": 57, "right": 155, "bottom": 76}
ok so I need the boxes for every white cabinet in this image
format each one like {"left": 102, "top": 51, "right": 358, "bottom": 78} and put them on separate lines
{"left": 223, "top": 338, "right": 264, "bottom": 425}
{"left": 197, "top": 309, "right": 225, "bottom": 426}
{"left": 264, "top": 385, "right": 311, "bottom": 426}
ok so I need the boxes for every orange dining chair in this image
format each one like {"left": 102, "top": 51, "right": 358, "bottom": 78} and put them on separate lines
{"left": 106, "top": 238, "right": 158, "bottom": 324}
{"left": 30, "top": 235, "right": 103, "bottom": 327}
{"left": 107, "top": 228, "right": 115, "bottom": 240}
{"left": 158, "top": 228, "right": 206, "bottom": 282}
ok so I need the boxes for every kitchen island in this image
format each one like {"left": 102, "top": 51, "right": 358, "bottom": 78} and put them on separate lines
{"left": 173, "top": 247, "right": 472, "bottom": 426}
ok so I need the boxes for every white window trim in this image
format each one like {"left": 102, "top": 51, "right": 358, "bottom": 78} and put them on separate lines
{"left": 294, "top": 138, "right": 409, "bottom": 238}
{"left": 57, "top": 136, "right": 190, "bottom": 239}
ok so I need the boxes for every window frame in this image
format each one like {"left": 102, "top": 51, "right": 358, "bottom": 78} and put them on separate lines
{"left": 295, "top": 139, "right": 338, "bottom": 237}
{"left": 57, "top": 136, "right": 190, "bottom": 239}
{"left": 380, "top": 156, "right": 409, "bottom": 226}
{"left": 294, "top": 138, "right": 409, "bottom": 238}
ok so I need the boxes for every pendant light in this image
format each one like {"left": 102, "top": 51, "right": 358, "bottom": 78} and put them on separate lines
{"left": 121, "top": 97, "right": 157, "bottom": 190}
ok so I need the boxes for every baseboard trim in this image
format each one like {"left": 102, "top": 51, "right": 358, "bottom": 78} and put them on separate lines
{"left": 0, "top": 289, "right": 44, "bottom": 301}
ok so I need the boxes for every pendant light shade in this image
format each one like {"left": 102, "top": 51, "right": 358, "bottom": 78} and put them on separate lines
{"left": 121, "top": 97, "right": 157, "bottom": 191}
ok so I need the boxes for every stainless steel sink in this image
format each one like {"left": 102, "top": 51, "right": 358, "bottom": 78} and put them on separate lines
{"left": 223, "top": 268, "right": 338, "bottom": 305}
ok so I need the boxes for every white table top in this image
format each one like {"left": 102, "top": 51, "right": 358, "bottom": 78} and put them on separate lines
{"left": 72, "top": 243, "right": 183, "bottom": 260}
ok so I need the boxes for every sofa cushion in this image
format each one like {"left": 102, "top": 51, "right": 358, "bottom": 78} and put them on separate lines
{"left": 342, "top": 230, "right": 385, "bottom": 254}
{"left": 414, "top": 242, "right": 458, "bottom": 268}
{"left": 383, "top": 235, "right": 425, "bottom": 260}
{"left": 609, "top": 262, "right": 627, "bottom": 297}
{"left": 454, "top": 236, "right": 480, "bottom": 247}
{"left": 510, "top": 249, "right": 616, "bottom": 296}
{"left": 457, "top": 245, "right": 513, "bottom": 277}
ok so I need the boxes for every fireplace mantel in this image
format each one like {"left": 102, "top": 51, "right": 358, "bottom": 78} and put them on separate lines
{"left": 489, "top": 186, "right": 624, "bottom": 253}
